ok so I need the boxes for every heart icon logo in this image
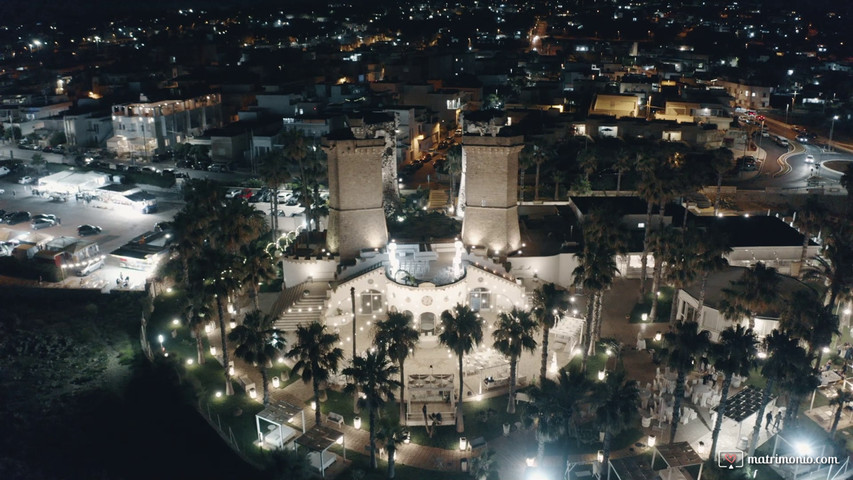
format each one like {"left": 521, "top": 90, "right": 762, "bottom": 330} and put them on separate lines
{"left": 724, "top": 454, "right": 737, "bottom": 464}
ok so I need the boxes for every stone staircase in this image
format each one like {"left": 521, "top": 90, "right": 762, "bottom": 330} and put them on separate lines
{"left": 427, "top": 189, "right": 449, "bottom": 211}
{"left": 273, "top": 282, "right": 327, "bottom": 332}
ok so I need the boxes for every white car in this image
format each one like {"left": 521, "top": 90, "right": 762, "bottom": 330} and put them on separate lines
{"left": 225, "top": 188, "right": 242, "bottom": 199}
{"left": 18, "top": 175, "right": 34, "bottom": 184}
{"left": 805, "top": 155, "right": 815, "bottom": 164}
{"left": 0, "top": 166, "right": 10, "bottom": 176}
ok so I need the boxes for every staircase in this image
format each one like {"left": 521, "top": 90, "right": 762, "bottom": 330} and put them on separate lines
{"left": 273, "top": 282, "right": 327, "bottom": 332}
{"left": 427, "top": 189, "right": 449, "bottom": 211}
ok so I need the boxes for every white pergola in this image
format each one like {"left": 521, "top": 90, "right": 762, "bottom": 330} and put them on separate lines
{"left": 255, "top": 400, "right": 306, "bottom": 450}
{"left": 296, "top": 424, "right": 346, "bottom": 478}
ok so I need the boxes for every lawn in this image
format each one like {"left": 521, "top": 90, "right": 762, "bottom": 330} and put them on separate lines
{"left": 628, "top": 288, "right": 674, "bottom": 323}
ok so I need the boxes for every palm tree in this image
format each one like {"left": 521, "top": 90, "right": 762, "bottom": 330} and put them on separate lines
{"left": 749, "top": 330, "right": 801, "bottom": 455}
{"left": 794, "top": 196, "right": 829, "bottom": 276}
{"left": 373, "top": 312, "right": 419, "bottom": 423}
{"left": 532, "top": 282, "right": 570, "bottom": 383}
{"left": 708, "top": 325, "right": 758, "bottom": 458}
{"left": 343, "top": 350, "right": 401, "bottom": 470}
{"left": 662, "top": 320, "right": 711, "bottom": 442}
{"left": 694, "top": 232, "right": 731, "bottom": 323}
{"left": 661, "top": 228, "right": 701, "bottom": 324}
{"left": 829, "top": 387, "right": 853, "bottom": 438}
{"left": 258, "top": 149, "right": 292, "bottom": 233}
{"left": 780, "top": 289, "right": 839, "bottom": 365}
{"left": 439, "top": 303, "right": 483, "bottom": 433}
{"left": 636, "top": 152, "right": 672, "bottom": 295}
{"left": 240, "top": 240, "right": 278, "bottom": 312}
{"left": 526, "top": 367, "right": 592, "bottom": 465}
{"left": 493, "top": 307, "right": 539, "bottom": 413}
{"left": 781, "top": 347, "right": 819, "bottom": 425}
{"left": 720, "top": 263, "right": 781, "bottom": 329}
{"left": 647, "top": 226, "right": 679, "bottom": 323}
{"left": 806, "top": 224, "right": 853, "bottom": 311}
{"left": 521, "top": 140, "right": 554, "bottom": 201}
{"left": 263, "top": 448, "right": 312, "bottom": 480}
{"left": 469, "top": 449, "right": 500, "bottom": 480}
{"left": 613, "top": 147, "right": 633, "bottom": 193}
{"left": 552, "top": 170, "right": 566, "bottom": 200}
{"left": 287, "top": 321, "right": 344, "bottom": 425}
{"left": 216, "top": 199, "right": 267, "bottom": 255}
{"left": 573, "top": 209, "right": 629, "bottom": 369}
{"left": 375, "top": 418, "right": 407, "bottom": 479}
{"left": 577, "top": 146, "right": 598, "bottom": 181}
{"left": 228, "top": 311, "right": 286, "bottom": 406}
{"left": 709, "top": 148, "right": 733, "bottom": 216}
{"left": 185, "top": 286, "right": 213, "bottom": 366}
{"left": 198, "top": 248, "right": 243, "bottom": 396}
{"left": 444, "top": 144, "right": 462, "bottom": 212}
{"left": 594, "top": 370, "right": 640, "bottom": 480}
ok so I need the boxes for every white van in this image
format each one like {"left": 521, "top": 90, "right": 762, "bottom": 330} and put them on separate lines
{"left": 76, "top": 259, "right": 104, "bottom": 277}
{"left": 775, "top": 136, "right": 789, "bottom": 147}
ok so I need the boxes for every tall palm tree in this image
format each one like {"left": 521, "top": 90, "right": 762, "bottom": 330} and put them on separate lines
{"left": 709, "top": 325, "right": 758, "bottom": 458}
{"left": 444, "top": 144, "right": 462, "bottom": 212}
{"left": 532, "top": 282, "right": 570, "bottom": 383}
{"left": 807, "top": 223, "right": 853, "bottom": 311}
{"left": 781, "top": 347, "right": 819, "bottom": 425}
{"left": 662, "top": 320, "right": 711, "bottom": 442}
{"left": 185, "top": 283, "right": 214, "bottom": 366}
{"left": 694, "top": 232, "right": 731, "bottom": 323}
{"left": 373, "top": 311, "right": 419, "bottom": 423}
{"left": 794, "top": 196, "right": 829, "bottom": 276}
{"left": 661, "top": 228, "right": 701, "bottom": 324}
{"left": 647, "top": 226, "right": 678, "bottom": 323}
{"left": 198, "top": 248, "right": 243, "bottom": 396}
{"left": 573, "top": 209, "right": 629, "bottom": 369}
{"left": 709, "top": 148, "right": 733, "bottom": 216}
{"left": 469, "top": 449, "right": 500, "bottom": 480}
{"left": 521, "top": 140, "right": 554, "bottom": 201}
{"left": 287, "top": 321, "right": 344, "bottom": 425}
{"left": 258, "top": 149, "right": 292, "bottom": 233}
{"left": 343, "top": 350, "right": 401, "bottom": 470}
{"left": 749, "top": 330, "right": 802, "bottom": 455}
{"left": 375, "top": 418, "right": 407, "bottom": 479}
{"left": 240, "top": 239, "right": 278, "bottom": 312}
{"left": 493, "top": 307, "right": 539, "bottom": 413}
{"left": 829, "top": 387, "right": 853, "bottom": 438}
{"left": 613, "top": 147, "right": 634, "bottom": 193}
{"left": 780, "top": 289, "right": 839, "bottom": 365}
{"left": 720, "top": 263, "right": 781, "bottom": 329}
{"left": 216, "top": 199, "right": 267, "bottom": 255}
{"left": 526, "top": 367, "right": 592, "bottom": 465}
{"left": 552, "top": 170, "right": 566, "bottom": 200}
{"left": 594, "top": 370, "right": 639, "bottom": 480}
{"left": 228, "top": 310, "right": 286, "bottom": 406}
{"left": 439, "top": 303, "right": 483, "bottom": 433}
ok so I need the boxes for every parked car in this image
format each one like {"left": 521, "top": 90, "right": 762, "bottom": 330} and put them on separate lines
{"left": 225, "top": 188, "right": 242, "bottom": 199}
{"left": 0, "top": 166, "right": 9, "bottom": 176}
{"left": 33, "top": 213, "right": 58, "bottom": 223}
{"left": 154, "top": 221, "right": 173, "bottom": 232}
{"left": 18, "top": 175, "right": 34, "bottom": 184}
{"left": 31, "top": 218, "right": 56, "bottom": 230}
{"left": 77, "top": 224, "right": 102, "bottom": 236}
{"left": 4, "top": 211, "right": 31, "bottom": 225}
{"left": 141, "top": 166, "right": 160, "bottom": 174}
{"left": 736, "top": 156, "right": 758, "bottom": 171}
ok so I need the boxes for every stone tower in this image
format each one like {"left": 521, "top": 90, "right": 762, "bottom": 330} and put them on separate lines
{"left": 460, "top": 135, "right": 523, "bottom": 254}
{"left": 324, "top": 137, "right": 388, "bottom": 260}
{"left": 348, "top": 112, "right": 400, "bottom": 207}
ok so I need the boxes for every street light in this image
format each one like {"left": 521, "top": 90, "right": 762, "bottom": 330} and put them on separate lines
{"left": 828, "top": 115, "right": 839, "bottom": 152}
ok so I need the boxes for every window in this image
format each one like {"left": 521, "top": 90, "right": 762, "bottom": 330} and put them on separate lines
{"left": 470, "top": 288, "right": 491, "bottom": 311}
{"left": 360, "top": 290, "right": 383, "bottom": 314}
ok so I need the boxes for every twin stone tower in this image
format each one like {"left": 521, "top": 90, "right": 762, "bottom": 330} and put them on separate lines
{"left": 325, "top": 132, "right": 523, "bottom": 261}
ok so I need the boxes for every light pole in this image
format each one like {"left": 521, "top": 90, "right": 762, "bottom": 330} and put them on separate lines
{"left": 828, "top": 115, "right": 839, "bottom": 152}
{"left": 785, "top": 103, "right": 790, "bottom": 125}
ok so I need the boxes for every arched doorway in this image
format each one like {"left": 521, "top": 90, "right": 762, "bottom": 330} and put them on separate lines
{"left": 419, "top": 312, "right": 436, "bottom": 334}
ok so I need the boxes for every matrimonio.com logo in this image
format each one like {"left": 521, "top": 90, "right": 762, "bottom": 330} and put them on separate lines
{"left": 718, "top": 450, "right": 745, "bottom": 469}
{"left": 718, "top": 449, "right": 841, "bottom": 469}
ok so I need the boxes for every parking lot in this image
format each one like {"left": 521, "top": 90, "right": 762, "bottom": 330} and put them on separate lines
{"left": 0, "top": 176, "right": 182, "bottom": 289}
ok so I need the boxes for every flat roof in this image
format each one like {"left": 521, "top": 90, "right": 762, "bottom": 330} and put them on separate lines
{"left": 296, "top": 424, "right": 343, "bottom": 453}
{"left": 610, "top": 456, "right": 657, "bottom": 480}
{"left": 656, "top": 442, "right": 704, "bottom": 468}
{"left": 257, "top": 400, "right": 304, "bottom": 426}
{"left": 682, "top": 266, "right": 810, "bottom": 316}
{"left": 692, "top": 215, "right": 809, "bottom": 247}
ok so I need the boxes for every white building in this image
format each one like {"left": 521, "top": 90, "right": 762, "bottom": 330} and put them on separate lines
{"left": 107, "top": 94, "right": 223, "bottom": 158}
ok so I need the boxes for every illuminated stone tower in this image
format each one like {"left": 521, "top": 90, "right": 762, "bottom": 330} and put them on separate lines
{"left": 460, "top": 134, "right": 523, "bottom": 254}
{"left": 324, "top": 136, "right": 388, "bottom": 260}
